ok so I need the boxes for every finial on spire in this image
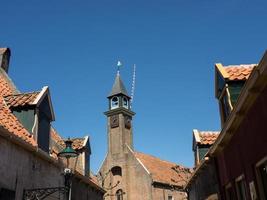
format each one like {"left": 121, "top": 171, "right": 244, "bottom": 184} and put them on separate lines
{"left": 117, "top": 61, "right": 122, "bottom": 75}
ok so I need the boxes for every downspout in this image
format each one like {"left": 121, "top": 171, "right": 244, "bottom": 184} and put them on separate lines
{"left": 32, "top": 107, "right": 39, "bottom": 141}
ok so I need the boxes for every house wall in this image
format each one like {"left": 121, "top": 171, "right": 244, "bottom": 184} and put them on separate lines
{"left": 152, "top": 185, "right": 187, "bottom": 200}
{"left": 0, "top": 135, "right": 63, "bottom": 200}
{"left": 99, "top": 148, "right": 153, "bottom": 200}
{"left": 0, "top": 134, "right": 104, "bottom": 200}
{"left": 187, "top": 159, "right": 220, "bottom": 200}
{"left": 216, "top": 85, "right": 267, "bottom": 199}
{"left": 71, "top": 178, "right": 103, "bottom": 200}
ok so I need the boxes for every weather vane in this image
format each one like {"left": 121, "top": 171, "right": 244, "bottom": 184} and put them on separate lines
{"left": 117, "top": 61, "right": 122, "bottom": 75}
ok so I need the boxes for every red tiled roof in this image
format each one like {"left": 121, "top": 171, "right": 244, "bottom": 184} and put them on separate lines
{"left": 56, "top": 137, "right": 86, "bottom": 151}
{"left": 217, "top": 64, "right": 256, "bottom": 81}
{"left": 4, "top": 92, "right": 40, "bottom": 108}
{"left": 0, "top": 70, "right": 36, "bottom": 146}
{"left": 224, "top": 65, "right": 255, "bottom": 81}
{"left": 198, "top": 131, "right": 219, "bottom": 145}
{"left": 134, "top": 152, "right": 192, "bottom": 187}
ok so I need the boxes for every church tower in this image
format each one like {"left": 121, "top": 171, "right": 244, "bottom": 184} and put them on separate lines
{"left": 104, "top": 70, "right": 135, "bottom": 157}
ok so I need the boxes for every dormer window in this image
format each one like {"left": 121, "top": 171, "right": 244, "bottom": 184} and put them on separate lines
{"left": 111, "top": 96, "right": 119, "bottom": 109}
{"left": 122, "top": 97, "right": 128, "bottom": 109}
{"left": 4, "top": 86, "right": 55, "bottom": 153}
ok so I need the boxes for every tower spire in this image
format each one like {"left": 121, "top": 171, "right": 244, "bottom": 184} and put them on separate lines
{"left": 108, "top": 61, "right": 130, "bottom": 98}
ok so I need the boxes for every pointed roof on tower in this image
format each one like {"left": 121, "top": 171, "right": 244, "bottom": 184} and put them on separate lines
{"left": 108, "top": 73, "right": 130, "bottom": 98}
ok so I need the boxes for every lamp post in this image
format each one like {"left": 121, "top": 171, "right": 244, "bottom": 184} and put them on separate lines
{"left": 58, "top": 138, "right": 79, "bottom": 200}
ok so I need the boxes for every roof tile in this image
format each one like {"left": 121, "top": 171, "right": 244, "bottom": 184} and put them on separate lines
{"left": 4, "top": 92, "right": 40, "bottom": 108}
{"left": 134, "top": 152, "right": 192, "bottom": 187}
{"left": 0, "top": 70, "right": 36, "bottom": 146}
{"left": 224, "top": 64, "right": 256, "bottom": 81}
{"left": 198, "top": 131, "right": 219, "bottom": 145}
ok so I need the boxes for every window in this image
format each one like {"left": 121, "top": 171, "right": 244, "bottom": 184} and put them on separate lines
{"left": 116, "top": 189, "right": 123, "bottom": 200}
{"left": 168, "top": 195, "right": 173, "bottom": 200}
{"left": 111, "top": 166, "right": 122, "bottom": 176}
{"left": 111, "top": 96, "right": 119, "bottom": 109}
{"left": 225, "top": 183, "right": 235, "bottom": 200}
{"left": 235, "top": 176, "right": 247, "bottom": 200}
{"left": 122, "top": 97, "right": 128, "bottom": 109}
{"left": 256, "top": 158, "right": 267, "bottom": 199}
{"left": 0, "top": 188, "right": 15, "bottom": 200}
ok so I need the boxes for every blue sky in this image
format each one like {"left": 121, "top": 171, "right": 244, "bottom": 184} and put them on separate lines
{"left": 1, "top": 0, "right": 267, "bottom": 173}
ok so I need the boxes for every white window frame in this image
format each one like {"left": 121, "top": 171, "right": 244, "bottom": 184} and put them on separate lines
{"left": 235, "top": 174, "right": 247, "bottom": 200}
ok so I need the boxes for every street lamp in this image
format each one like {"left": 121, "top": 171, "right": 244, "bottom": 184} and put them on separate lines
{"left": 23, "top": 138, "right": 79, "bottom": 200}
{"left": 58, "top": 138, "right": 79, "bottom": 200}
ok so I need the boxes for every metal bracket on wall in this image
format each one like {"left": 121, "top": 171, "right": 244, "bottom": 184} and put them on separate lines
{"left": 23, "top": 187, "right": 67, "bottom": 200}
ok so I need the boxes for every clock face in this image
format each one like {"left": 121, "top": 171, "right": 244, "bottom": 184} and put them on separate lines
{"left": 110, "top": 115, "right": 119, "bottom": 128}
{"left": 124, "top": 115, "right": 131, "bottom": 129}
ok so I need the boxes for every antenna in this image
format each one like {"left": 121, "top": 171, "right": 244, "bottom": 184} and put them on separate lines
{"left": 130, "top": 64, "right": 136, "bottom": 108}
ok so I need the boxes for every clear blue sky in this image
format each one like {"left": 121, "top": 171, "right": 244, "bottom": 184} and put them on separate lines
{"left": 1, "top": 0, "right": 267, "bottom": 173}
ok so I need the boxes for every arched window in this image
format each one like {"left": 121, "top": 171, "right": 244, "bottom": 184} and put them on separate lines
{"left": 111, "top": 96, "right": 119, "bottom": 109}
{"left": 116, "top": 189, "right": 123, "bottom": 200}
{"left": 122, "top": 97, "right": 128, "bottom": 109}
{"left": 111, "top": 166, "right": 122, "bottom": 176}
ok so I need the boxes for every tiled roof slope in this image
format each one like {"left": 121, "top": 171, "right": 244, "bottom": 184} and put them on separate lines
{"left": 225, "top": 65, "right": 255, "bottom": 81}
{"left": 0, "top": 48, "right": 8, "bottom": 54}
{"left": 4, "top": 92, "right": 40, "bottom": 108}
{"left": 198, "top": 131, "right": 219, "bottom": 145}
{"left": 0, "top": 69, "right": 36, "bottom": 146}
{"left": 134, "top": 152, "right": 192, "bottom": 187}
{"left": 217, "top": 63, "right": 256, "bottom": 81}
{"left": 56, "top": 137, "right": 86, "bottom": 151}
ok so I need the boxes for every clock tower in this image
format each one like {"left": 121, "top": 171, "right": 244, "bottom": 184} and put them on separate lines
{"left": 104, "top": 71, "right": 135, "bottom": 157}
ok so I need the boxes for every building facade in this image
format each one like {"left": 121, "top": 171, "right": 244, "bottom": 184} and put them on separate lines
{"left": 186, "top": 130, "right": 220, "bottom": 200}
{"left": 186, "top": 50, "right": 267, "bottom": 200}
{"left": 98, "top": 71, "right": 192, "bottom": 200}
{"left": 210, "top": 52, "right": 267, "bottom": 200}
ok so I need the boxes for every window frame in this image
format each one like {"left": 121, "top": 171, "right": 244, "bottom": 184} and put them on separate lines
{"left": 225, "top": 183, "right": 235, "bottom": 200}
{"left": 167, "top": 195, "right": 173, "bottom": 200}
{"left": 122, "top": 97, "right": 128, "bottom": 109}
{"left": 255, "top": 156, "right": 267, "bottom": 200}
{"left": 235, "top": 175, "right": 247, "bottom": 200}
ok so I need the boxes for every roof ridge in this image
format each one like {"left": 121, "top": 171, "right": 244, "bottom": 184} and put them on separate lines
{"left": 134, "top": 151, "right": 188, "bottom": 168}
{"left": 224, "top": 64, "right": 257, "bottom": 68}
{"left": 4, "top": 91, "right": 40, "bottom": 98}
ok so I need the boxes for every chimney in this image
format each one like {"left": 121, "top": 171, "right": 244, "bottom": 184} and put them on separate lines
{"left": 0, "top": 48, "right": 11, "bottom": 73}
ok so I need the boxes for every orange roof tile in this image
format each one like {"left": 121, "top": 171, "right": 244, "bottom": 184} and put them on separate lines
{"left": 4, "top": 92, "right": 40, "bottom": 108}
{"left": 0, "top": 70, "right": 36, "bottom": 146}
{"left": 57, "top": 137, "right": 86, "bottom": 151}
{"left": 217, "top": 64, "right": 256, "bottom": 81}
{"left": 198, "top": 131, "right": 219, "bottom": 145}
{"left": 134, "top": 152, "right": 192, "bottom": 187}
